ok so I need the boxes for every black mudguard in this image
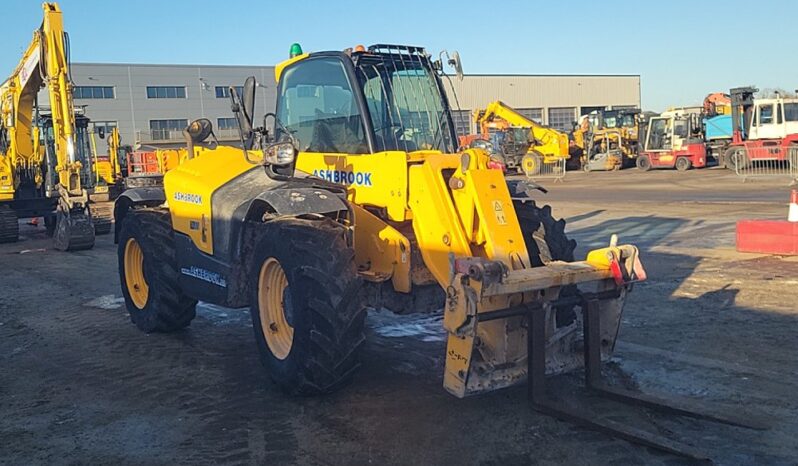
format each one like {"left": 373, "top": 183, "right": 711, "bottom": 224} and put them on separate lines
{"left": 113, "top": 187, "right": 166, "bottom": 242}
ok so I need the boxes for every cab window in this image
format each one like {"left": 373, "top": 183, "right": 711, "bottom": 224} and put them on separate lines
{"left": 276, "top": 57, "right": 368, "bottom": 153}
{"left": 785, "top": 103, "right": 798, "bottom": 122}
{"left": 647, "top": 118, "right": 669, "bottom": 150}
{"left": 759, "top": 104, "right": 773, "bottom": 125}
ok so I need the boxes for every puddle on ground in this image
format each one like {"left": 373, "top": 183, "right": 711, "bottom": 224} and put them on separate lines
{"left": 196, "top": 302, "right": 250, "bottom": 325}
{"left": 367, "top": 308, "right": 446, "bottom": 342}
{"left": 84, "top": 295, "right": 125, "bottom": 310}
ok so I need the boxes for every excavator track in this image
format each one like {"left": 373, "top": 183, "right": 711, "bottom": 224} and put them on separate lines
{"left": 89, "top": 202, "right": 114, "bottom": 235}
{"left": 53, "top": 208, "right": 95, "bottom": 251}
{"left": 0, "top": 206, "right": 20, "bottom": 243}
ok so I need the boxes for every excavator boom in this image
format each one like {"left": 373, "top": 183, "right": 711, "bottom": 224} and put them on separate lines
{"left": 0, "top": 2, "right": 95, "bottom": 250}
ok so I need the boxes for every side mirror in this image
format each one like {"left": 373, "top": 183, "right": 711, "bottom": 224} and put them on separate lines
{"left": 242, "top": 76, "right": 256, "bottom": 126}
{"left": 448, "top": 50, "right": 464, "bottom": 81}
{"left": 185, "top": 118, "right": 213, "bottom": 143}
{"left": 97, "top": 127, "right": 105, "bottom": 139}
{"left": 263, "top": 141, "right": 296, "bottom": 166}
{"left": 469, "top": 138, "right": 493, "bottom": 154}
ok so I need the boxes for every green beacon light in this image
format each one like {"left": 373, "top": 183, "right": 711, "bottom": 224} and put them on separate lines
{"left": 289, "top": 43, "right": 303, "bottom": 58}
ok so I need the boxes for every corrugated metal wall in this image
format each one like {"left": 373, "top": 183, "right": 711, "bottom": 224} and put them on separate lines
{"left": 445, "top": 75, "right": 640, "bottom": 110}
{"left": 39, "top": 64, "right": 640, "bottom": 145}
{"left": 444, "top": 74, "right": 641, "bottom": 131}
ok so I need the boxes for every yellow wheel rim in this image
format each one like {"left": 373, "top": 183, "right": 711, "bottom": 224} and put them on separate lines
{"left": 124, "top": 238, "right": 149, "bottom": 309}
{"left": 522, "top": 155, "right": 538, "bottom": 175}
{"left": 258, "top": 258, "right": 294, "bottom": 360}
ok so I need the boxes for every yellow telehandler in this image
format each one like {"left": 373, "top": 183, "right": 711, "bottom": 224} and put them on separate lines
{"left": 114, "top": 44, "right": 760, "bottom": 459}
{"left": 469, "top": 101, "right": 572, "bottom": 174}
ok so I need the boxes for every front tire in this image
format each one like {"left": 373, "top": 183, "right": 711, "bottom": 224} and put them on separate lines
{"left": 248, "top": 217, "right": 367, "bottom": 395}
{"left": 725, "top": 147, "right": 749, "bottom": 170}
{"left": 636, "top": 155, "right": 652, "bottom": 171}
{"left": 514, "top": 200, "right": 577, "bottom": 327}
{"left": 521, "top": 152, "right": 543, "bottom": 176}
{"left": 513, "top": 200, "right": 576, "bottom": 266}
{"left": 118, "top": 210, "right": 197, "bottom": 332}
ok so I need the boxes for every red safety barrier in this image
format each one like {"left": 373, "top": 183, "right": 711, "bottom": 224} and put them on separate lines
{"left": 736, "top": 220, "right": 798, "bottom": 255}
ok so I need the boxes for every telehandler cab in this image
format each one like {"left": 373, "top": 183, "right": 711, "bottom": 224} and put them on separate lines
{"left": 115, "top": 44, "right": 760, "bottom": 459}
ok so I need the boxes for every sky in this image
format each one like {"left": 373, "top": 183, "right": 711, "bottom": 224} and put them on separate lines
{"left": 1, "top": 0, "right": 795, "bottom": 111}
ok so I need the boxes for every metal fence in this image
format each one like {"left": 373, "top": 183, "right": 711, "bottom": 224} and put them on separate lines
{"left": 731, "top": 145, "right": 798, "bottom": 183}
{"left": 525, "top": 157, "right": 567, "bottom": 182}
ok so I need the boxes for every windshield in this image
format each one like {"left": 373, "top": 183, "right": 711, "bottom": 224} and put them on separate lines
{"left": 355, "top": 52, "right": 456, "bottom": 153}
{"left": 620, "top": 115, "right": 636, "bottom": 127}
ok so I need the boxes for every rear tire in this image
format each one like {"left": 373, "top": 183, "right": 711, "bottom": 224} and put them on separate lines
{"left": 675, "top": 157, "right": 692, "bottom": 171}
{"left": 636, "top": 155, "right": 652, "bottom": 171}
{"left": 248, "top": 217, "right": 367, "bottom": 395}
{"left": 118, "top": 210, "right": 197, "bottom": 332}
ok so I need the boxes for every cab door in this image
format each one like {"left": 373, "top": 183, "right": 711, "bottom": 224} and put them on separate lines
{"left": 279, "top": 55, "right": 409, "bottom": 222}
{"left": 750, "top": 103, "right": 780, "bottom": 140}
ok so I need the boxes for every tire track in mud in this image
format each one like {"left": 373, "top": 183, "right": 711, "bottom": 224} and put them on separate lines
{"left": 5, "top": 232, "right": 793, "bottom": 464}
{"left": 3, "top": 296, "right": 299, "bottom": 465}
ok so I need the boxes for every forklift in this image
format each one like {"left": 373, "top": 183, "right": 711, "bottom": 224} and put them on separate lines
{"left": 636, "top": 111, "right": 707, "bottom": 171}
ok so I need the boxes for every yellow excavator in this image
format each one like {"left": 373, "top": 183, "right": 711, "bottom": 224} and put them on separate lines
{"left": 90, "top": 126, "right": 125, "bottom": 193}
{"left": 470, "top": 101, "right": 572, "bottom": 174}
{"left": 0, "top": 2, "right": 96, "bottom": 249}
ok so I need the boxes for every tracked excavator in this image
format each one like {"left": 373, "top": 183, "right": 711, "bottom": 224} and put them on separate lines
{"left": 0, "top": 2, "right": 95, "bottom": 249}
{"left": 115, "top": 44, "right": 764, "bottom": 460}
{"left": 38, "top": 110, "right": 114, "bottom": 234}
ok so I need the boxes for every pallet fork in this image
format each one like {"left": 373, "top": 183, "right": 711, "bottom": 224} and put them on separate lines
{"left": 513, "top": 295, "right": 768, "bottom": 461}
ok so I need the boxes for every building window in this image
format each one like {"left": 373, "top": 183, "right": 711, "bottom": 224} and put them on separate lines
{"left": 146, "top": 86, "right": 186, "bottom": 99}
{"left": 547, "top": 107, "right": 576, "bottom": 131}
{"left": 579, "top": 106, "right": 606, "bottom": 117}
{"left": 215, "top": 86, "right": 244, "bottom": 99}
{"left": 74, "top": 86, "right": 114, "bottom": 99}
{"left": 149, "top": 119, "right": 188, "bottom": 140}
{"left": 450, "top": 110, "right": 472, "bottom": 137}
{"left": 217, "top": 117, "right": 238, "bottom": 130}
{"left": 92, "top": 121, "right": 117, "bottom": 136}
{"left": 516, "top": 108, "right": 543, "bottom": 124}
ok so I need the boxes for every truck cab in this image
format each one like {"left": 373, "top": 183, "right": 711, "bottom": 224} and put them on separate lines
{"left": 747, "top": 97, "right": 798, "bottom": 141}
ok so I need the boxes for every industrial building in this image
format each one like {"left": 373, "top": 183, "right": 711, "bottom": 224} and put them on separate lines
{"left": 43, "top": 63, "right": 641, "bottom": 149}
